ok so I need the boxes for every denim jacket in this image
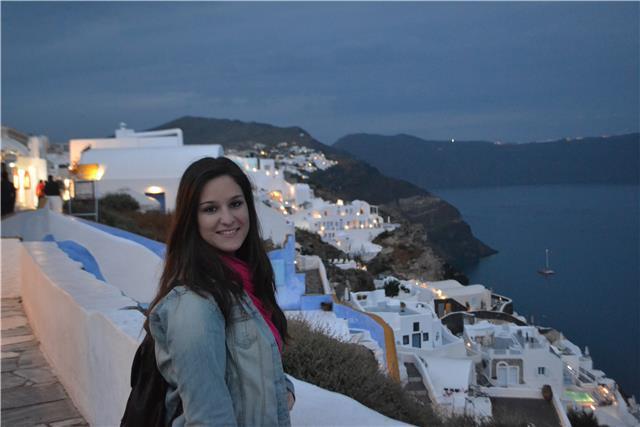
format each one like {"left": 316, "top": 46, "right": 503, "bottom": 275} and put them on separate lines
{"left": 148, "top": 286, "right": 293, "bottom": 427}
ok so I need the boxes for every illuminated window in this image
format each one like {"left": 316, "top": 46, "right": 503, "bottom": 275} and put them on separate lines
{"left": 23, "top": 171, "right": 31, "bottom": 189}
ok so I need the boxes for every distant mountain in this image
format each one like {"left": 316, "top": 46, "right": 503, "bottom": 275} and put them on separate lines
{"left": 152, "top": 116, "right": 331, "bottom": 153}
{"left": 151, "top": 116, "right": 495, "bottom": 265}
{"left": 334, "top": 133, "right": 639, "bottom": 189}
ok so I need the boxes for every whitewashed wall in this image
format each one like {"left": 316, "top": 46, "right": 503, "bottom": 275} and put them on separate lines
{"left": 18, "top": 241, "right": 142, "bottom": 426}
{"left": 47, "top": 212, "right": 163, "bottom": 303}
{"left": 2, "top": 209, "right": 163, "bottom": 303}
{"left": 1, "top": 238, "right": 22, "bottom": 297}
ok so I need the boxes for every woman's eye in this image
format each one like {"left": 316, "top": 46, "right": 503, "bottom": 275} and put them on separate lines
{"left": 203, "top": 206, "right": 217, "bottom": 213}
{"left": 230, "top": 200, "right": 244, "bottom": 209}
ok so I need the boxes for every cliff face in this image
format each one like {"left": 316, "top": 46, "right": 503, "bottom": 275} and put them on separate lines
{"left": 368, "top": 222, "right": 443, "bottom": 281}
{"left": 381, "top": 196, "right": 496, "bottom": 265}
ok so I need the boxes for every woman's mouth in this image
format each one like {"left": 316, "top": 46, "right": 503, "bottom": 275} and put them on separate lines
{"left": 217, "top": 228, "right": 239, "bottom": 236}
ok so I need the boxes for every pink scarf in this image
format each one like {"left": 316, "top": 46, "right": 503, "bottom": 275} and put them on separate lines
{"left": 221, "top": 255, "right": 283, "bottom": 352}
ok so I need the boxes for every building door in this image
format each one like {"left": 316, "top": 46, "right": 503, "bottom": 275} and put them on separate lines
{"left": 508, "top": 366, "right": 519, "bottom": 385}
{"left": 497, "top": 363, "right": 508, "bottom": 387}
{"left": 412, "top": 333, "right": 421, "bottom": 348}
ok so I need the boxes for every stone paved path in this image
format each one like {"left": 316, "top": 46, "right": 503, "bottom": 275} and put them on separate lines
{"left": 1, "top": 297, "right": 87, "bottom": 427}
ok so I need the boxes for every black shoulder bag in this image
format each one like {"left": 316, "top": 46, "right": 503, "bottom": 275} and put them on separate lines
{"left": 120, "top": 334, "right": 182, "bottom": 427}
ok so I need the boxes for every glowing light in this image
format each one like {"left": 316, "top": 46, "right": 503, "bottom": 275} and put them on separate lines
{"left": 23, "top": 171, "right": 31, "bottom": 189}
{"left": 337, "top": 199, "right": 344, "bottom": 206}
{"left": 145, "top": 185, "right": 164, "bottom": 194}
{"left": 344, "top": 225, "right": 349, "bottom": 230}
{"left": 12, "top": 170, "right": 19, "bottom": 189}
{"left": 73, "top": 163, "right": 105, "bottom": 181}
{"left": 8, "top": 162, "right": 15, "bottom": 168}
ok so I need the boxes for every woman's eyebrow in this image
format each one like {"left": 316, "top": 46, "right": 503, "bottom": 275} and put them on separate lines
{"left": 198, "top": 194, "right": 243, "bottom": 206}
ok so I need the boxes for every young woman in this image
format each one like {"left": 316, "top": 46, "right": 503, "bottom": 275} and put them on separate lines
{"left": 145, "top": 157, "right": 294, "bottom": 426}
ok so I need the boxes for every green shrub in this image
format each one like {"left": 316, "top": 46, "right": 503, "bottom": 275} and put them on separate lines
{"left": 282, "top": 318, "right": 441, "bottom": 426}
{"left": 100, "top": 193, "right": 140, "bottom": 212}
{"left": 567, "top": 410, "right": 602, "bottom": 427}
{"left": 384, "top": 279, "right": 401, "bottom": 297}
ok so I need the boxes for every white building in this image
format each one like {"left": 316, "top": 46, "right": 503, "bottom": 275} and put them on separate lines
{"left": 350, "top": 282, "right": 491, "bottom": 421}
{"left": 351, "top": 289, "right": 447, "bottom": 351}
{"left": 228, "top": 148, "right": 392, "bottom": 260}
{"left": 464, "top": 321, "right": 564, "bottom": 395}
{"left": 1, "top": 126, "right": 49, "bottom": 210}
{"left": 292, "top": 198, "right": 395, "bottom": 260}
{"left": 70, "top": 124, "right": 223, "bottom": 212}
{"left": 422, "top": 280, "right": 493, "bottom": 317}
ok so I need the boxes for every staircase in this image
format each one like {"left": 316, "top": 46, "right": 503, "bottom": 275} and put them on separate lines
{"left": 304, "top": 268, "right": 324, "bottom": 294}
{"left": 404, "top": 362, "right": 431, "bottom": 404}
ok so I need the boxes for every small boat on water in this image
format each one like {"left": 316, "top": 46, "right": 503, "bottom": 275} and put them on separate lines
{"left": 538, "top": 248, "right": 555, "bottom": 276}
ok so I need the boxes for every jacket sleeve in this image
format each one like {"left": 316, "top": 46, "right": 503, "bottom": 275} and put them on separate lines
{"left": 158, "top": 292, "right": 237, "bottom": 426}
{"left": 285, "top": 375, "right": 296, "bottom": 403}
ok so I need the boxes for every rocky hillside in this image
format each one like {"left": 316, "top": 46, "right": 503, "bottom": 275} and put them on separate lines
{"left": 152, "top": 116, "right": 496, "bottom": 269}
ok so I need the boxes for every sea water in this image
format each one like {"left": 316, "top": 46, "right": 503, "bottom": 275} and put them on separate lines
{"left": 435, "top": 184, "right": 639, "bottom": 398}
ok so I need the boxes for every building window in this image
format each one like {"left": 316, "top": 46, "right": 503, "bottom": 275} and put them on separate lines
{"left": 423, "top": 332, "right": 429, "bottom": 341}
{"left": 413, "top": 322, "right": 419, "bottom": 332}
{"left": 538, "top": 367, "right": 546, "bottom": 375}
{"left": 402, "top": 335, "right": 409, "bottom": 345}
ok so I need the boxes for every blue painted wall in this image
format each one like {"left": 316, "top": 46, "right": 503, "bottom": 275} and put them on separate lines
{"left": 334, "top": 303, "right": 387, "bottom": 366}
{"left": 42, "top": 234, "right": 106, "bottom": 282}
{"left": 79, "top": 219, "right": 166, "bottom": 258}
{"left": 300, "top": 294, "right": 333, "bottom": 311}
{"left": 269, "top": 234, "right": 305, "bottom": 310}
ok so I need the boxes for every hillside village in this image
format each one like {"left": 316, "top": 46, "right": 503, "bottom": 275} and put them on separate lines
{"left": 2, "top": 123, "right": 639, "bottom": 426}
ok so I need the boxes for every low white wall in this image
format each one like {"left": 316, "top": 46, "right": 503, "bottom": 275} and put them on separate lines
{"left": 21, "top": 241, "right": 143, "bottom": 426}
{"left": 552, "top": 393, "right": 572, "bottom": 427}
{"left": 1, "top": 238, "right": 23, "bottom": 297}
{"left": 289, "top": 378, "right": 410, "bottom": 426}
{"left": 47, "top": 212, "right": 163, "bottom": 303}
{"left": 1, "top": 210, "right": 163, "bottom": 303}
{"left": 481, "top": 386, "right": 542, "bottom": 399}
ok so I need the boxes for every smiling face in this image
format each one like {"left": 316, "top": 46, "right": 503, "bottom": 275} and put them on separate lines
{"left": 197, "top": 175, "right": 250, "bottom": 255}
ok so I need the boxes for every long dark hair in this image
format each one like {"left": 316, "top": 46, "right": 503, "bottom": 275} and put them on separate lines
{"left": 144, "top": 157, "right": 287, "bottom": 342}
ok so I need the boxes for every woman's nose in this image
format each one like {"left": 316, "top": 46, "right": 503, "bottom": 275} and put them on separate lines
{"left": 219, "top": 208, "right": 235, "bottom": 225}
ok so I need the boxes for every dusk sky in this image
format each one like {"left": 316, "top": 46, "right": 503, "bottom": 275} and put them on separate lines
{"left": 2, "top": 2, "right": 638, "bottom": 145}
